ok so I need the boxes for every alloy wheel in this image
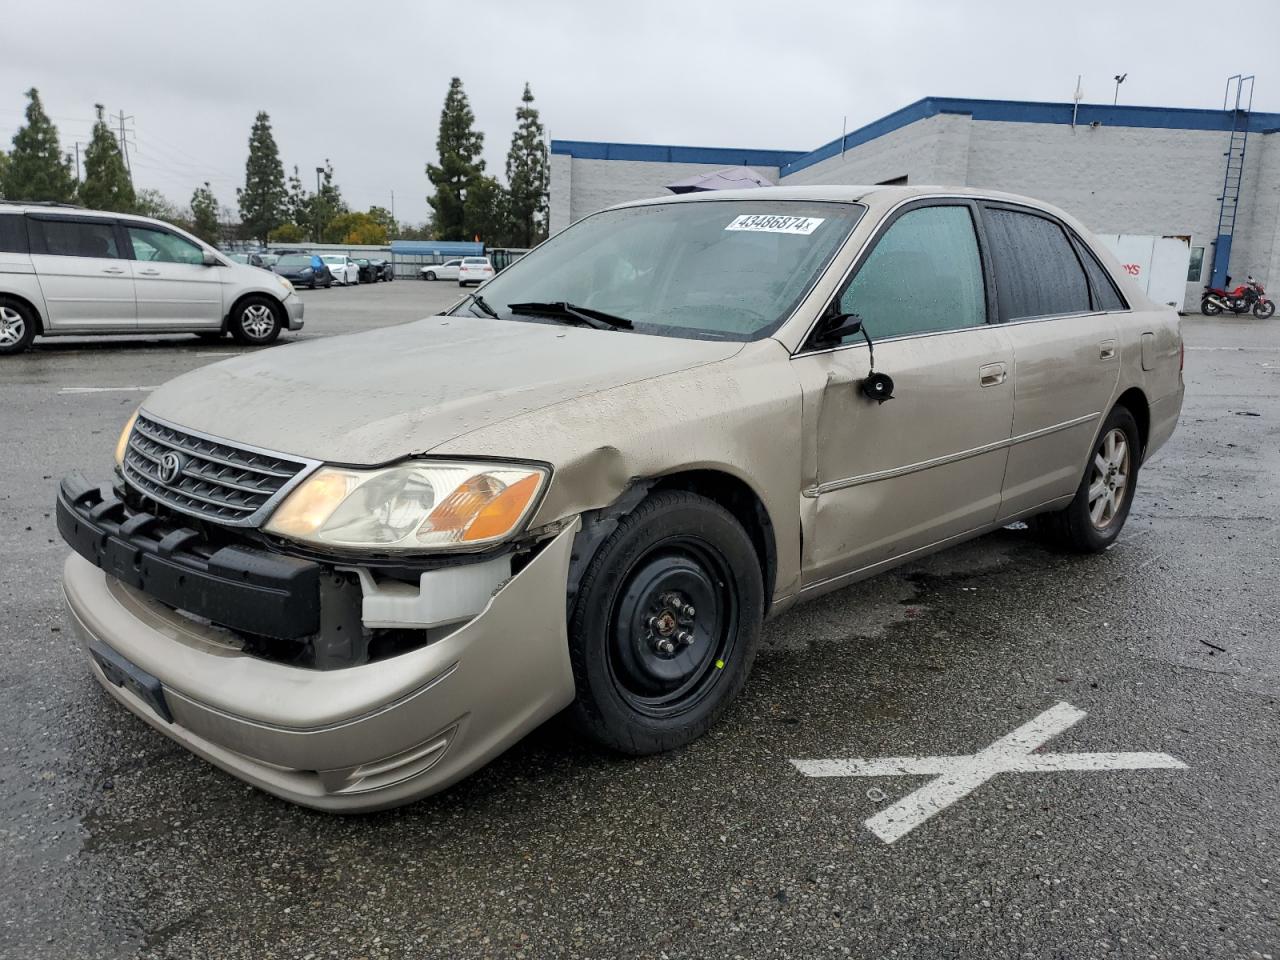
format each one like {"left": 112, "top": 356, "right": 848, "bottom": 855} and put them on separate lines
{"left": 0, "top": 305, "right": 25, "bottom": 347}
{"left": 240, "top": 304, "right": 276, "bottom": 341}
{"left": 1087, "top": 427, "right": 1130, "bottom": 530}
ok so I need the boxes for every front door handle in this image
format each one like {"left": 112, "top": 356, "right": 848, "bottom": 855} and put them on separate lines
{"left": 102, "top": 266, "right": 125, "bottom": 274}
{"left": 1099, "top": 339, "right": 1117, "bottom": 361}
{"left": 979, "top": 362, "right": 1007, "bottom": 387}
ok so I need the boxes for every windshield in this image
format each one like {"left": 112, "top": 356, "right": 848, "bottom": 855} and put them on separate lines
{"left": 451, "top": 200, "right": 863, "bottom": 340}
{"left": 321, "top": 256, "right": 344, "bottom": 264}
{"left": 277, "top": 254, "right": 312, "bottom": 267}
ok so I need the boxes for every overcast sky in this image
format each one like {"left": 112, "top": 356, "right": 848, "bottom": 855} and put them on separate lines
{"left": 2, "top": 0, "right": 1275, "bottom": 224}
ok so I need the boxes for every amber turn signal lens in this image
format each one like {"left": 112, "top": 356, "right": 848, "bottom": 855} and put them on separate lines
{"left": 461, "top": 473, "right": 543, "bottom": 541}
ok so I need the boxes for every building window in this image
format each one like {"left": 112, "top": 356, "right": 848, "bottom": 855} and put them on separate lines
{"left": 1187, "top": 246, "right": 1205, "bottom": 282}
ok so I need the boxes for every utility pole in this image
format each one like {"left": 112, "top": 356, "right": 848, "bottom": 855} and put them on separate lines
{"left": 315, "top": 166, "right": 324, "bottom": 242}
{"left": 1112, "top": 73, "right": 1127, "bottom": 106}
{"left": 390, "top": 189, "right": 395, "bottom": 226}
{"left": 110, "top": 109, "right": 135, "bottom": 184}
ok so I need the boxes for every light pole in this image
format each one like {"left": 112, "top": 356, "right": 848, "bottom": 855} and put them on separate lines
{"left": 1113, "top": 73, "right": 1127, "bottom": 106}
{"left": 315, "top": 166, "right": 324, "bottom": 241}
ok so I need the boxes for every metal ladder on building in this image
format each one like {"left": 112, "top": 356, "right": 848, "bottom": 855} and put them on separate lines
{"left": 1210, "top": 74, "right": 1255, "bottom": 288}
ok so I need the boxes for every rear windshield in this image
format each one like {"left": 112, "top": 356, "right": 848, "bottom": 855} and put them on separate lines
{"left": 463, "top": 258, "right": 489, "bottom": 265}
{"left": 453, "top": 200, "right": 864, "bottom": 341}
{"left": 277, "top": 254, "right": 312, "bottom": 266}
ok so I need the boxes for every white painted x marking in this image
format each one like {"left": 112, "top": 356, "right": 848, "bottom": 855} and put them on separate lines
{"left": 791, "top": 702, "right": 1186, "bottom": 844}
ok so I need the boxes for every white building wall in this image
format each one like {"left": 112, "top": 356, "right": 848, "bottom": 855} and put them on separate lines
{"left": 557, "top": 158, "right": 780, "bottom": 231}
{"left": 549, "top": 153, "right": 573, "bottom": 236}
{"left": 779, "top": 113, "right": 973, "bottom": 187}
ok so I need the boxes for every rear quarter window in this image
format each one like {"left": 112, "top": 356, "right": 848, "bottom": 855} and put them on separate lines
{"left": 1073, "top": 240, "right": 1128, "bottom": 311}
{"left": 0, "top": 215, "right": 29, "bottom": 254}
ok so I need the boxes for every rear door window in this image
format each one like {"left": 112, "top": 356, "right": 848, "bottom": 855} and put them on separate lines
{"left": 31, "top": 217, "right": 121, "bottom": 259}
{"left": 0, "top": 215, "right": 29, "bottom": 253}
{"left": 833, "top": 204, "right": 987, "bottom": 342}
{"left": 983, "top": 207, "right": 1091, "bottom": 320}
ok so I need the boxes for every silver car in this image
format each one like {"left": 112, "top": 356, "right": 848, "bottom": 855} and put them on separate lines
{"left": 0, "top": 202, "right": 304, "bottom": 353}
{"left": 58, "top": 185, "right": 1183, "bottom": 810}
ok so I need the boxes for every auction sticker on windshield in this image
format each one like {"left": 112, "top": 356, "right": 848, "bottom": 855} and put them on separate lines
{"left": 725, "top": 214, "right": 825, "bottom": 235}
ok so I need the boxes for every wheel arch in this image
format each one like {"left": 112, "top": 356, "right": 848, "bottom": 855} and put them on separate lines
{"left": 225, "top": 290, "right": 285, "bottom": 332}
{"left": 1114, "top": 386, "right": 1150, "bottom": 459}
{"left": 565, "top": 467, "right": 777, "bottom": 617}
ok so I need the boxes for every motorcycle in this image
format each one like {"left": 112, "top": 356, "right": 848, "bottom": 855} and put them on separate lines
{"left": 1201, "top": 276, "right": 1275, "bottom": 319}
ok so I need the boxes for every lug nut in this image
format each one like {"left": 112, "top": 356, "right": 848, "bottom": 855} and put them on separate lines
{"left": 656, "top": 638, "right": 676, "bottom": 655}
{"left": 676, "top": 630, "right": 695, "bottom": 646}
{"left": 683, "top": 605, "right": 696, "bottom": 618}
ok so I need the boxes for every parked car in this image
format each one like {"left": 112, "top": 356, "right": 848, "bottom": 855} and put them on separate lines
{"left": 56, "top": 185, "right": 1182, "bottom": 811}
{"left": 228, "top": 252, "right": 268, "bottom": 269}
{"left": 273, "top": 253, "right": 332, "bottom": 289}
{"left": 320, "top": 254, "right": 360, "bottom": 286}
{"left": 371, "top": 258, "right": 394, "bottom": 282}
{"left": 354, "top": 258, "right": 376, "bottom": 283}
{"left": 458, "top": 256, "right": 495, "bottom": 286}
{"left": 420, "top": 259, "right": 462, "bottom": 281}
{"left": 0, "top": 201, "right": 304, "bottom": 354}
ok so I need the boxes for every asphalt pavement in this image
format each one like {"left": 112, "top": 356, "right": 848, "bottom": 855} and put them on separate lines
{"left": 1, "top": 282, "right": 1276, "bottom": 959}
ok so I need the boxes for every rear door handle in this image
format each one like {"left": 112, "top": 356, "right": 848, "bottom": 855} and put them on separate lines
{"left": 1099, "top": 339, "right": 1117, "bottom": 361}
{"left": 138, "top": 269, "right": 160, "bottom": 276}
{"left": 979, "top": 362, "right": 1007, "bottom": 387}
{"left": 102, "top": 266, "right": 125, "bottom": 274}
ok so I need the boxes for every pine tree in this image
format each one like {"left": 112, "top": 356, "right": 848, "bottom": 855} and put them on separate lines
{"left": 237, "top": 112, "right": 287, "bottom": 243}
{"left": 505, "top": 83, "right": 549, "bottom": 248}
{"left": 190, "top": 182, "right": 220, "bottom": 243}
{"left": 464, "top": 175, "right": 510, "bottom": 246}
{"left": 427, "top": 78, "right": 485, "bottom": 241}
{"left": 285, "top": 165, "right": 309, "bottom": 229}
{"left": 0, "top": 150, "right": 9, "bottom": 200}
{"left": 3, "top": 88, "right": 76, "bottom": 203}
{"left": 79, "top": 104, "right": 135, "bottom": 212}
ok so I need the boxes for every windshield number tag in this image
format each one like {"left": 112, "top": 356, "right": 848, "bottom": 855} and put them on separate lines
{"left": 725, "top": 215, "right": 825, "bottom": 235}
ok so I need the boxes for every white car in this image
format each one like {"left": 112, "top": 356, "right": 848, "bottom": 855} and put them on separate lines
{"left": 321, "top": 255, "right": 360, "bottom": 286}
{"left": 458, "top": 257, "right": 495, "bottom": 287}
{"left": 0, "top": 202, "right": 304, "bottom": 354}
{"left": 420, "top": 259, "right": 462, "bottom": 281}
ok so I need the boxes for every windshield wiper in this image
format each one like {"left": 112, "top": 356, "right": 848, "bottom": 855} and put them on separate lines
{"left": 506, "top": 301, "right": 634, "bottom": 330}
{"left": 461, "top": 292, "right": 500, "bottom": 319}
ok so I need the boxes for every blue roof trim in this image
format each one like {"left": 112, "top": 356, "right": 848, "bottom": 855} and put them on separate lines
{"left": 779, "top": 97, "right": 1280, "bottom": 177}
{"left": 551, "top": 139, "right": 806, "bottom": 167}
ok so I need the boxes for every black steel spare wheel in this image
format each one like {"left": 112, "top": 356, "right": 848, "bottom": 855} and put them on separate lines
{"left": 568, "top": 490, "right": 764, "bottom": 754}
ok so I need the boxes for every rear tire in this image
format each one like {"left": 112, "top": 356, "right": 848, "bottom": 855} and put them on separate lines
{"left": 424, "top": 271, "right": 436, "bottom": 281}
{"left": 1200, "top": 297, "right": 1222, "bottom": 316}
{"left": 0, "top": 298, "right": 38, "bottom": 355}
{"left": 1037, "top": 406, "right": 1140, "bottom": 553}
{"left": 230, "top": 296, "right": 283, "bottom": 346}
{"left": 567, "top": 491, "right": 764, "bottom": 755}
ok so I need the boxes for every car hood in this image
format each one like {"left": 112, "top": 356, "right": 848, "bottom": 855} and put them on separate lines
{"left": 142, "top": 316, "right": 743, "bottom": 464}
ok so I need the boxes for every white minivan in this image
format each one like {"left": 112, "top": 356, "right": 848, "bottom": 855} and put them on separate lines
{"left": 0, "top": 202, "right": 305, "bottom": 355}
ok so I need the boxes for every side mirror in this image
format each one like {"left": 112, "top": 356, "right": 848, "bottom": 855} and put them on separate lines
{"left": 202, "top": 250, "right": 220, "bottom": 266}
{"left": 813, "top": 309, "right": 863, "bottom": 345}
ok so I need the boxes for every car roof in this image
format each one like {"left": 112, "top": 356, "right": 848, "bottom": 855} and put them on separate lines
{"left": 606, "top": 184, "right": 1080, "bottom": 223}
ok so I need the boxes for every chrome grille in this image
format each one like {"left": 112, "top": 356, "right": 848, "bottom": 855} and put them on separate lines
{"left": 122, "top": 414, "right": 313, "bottom": 526}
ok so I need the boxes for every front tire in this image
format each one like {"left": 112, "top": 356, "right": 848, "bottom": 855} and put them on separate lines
{"left": 424, "top": 271, "right": 436, "bottom": 281}
{"left": 568, "top": 491, "right": 764, "bottom": 755}
{"left": 0, "top": 298, "right": 38, "bottom": 355}
{"left": 1254, "top": 300, "right": 1275, "bottom": 320}
{"left": 230, "top": 296, "right": 283, "bottom": 346}
{"left": 1037, "top": 406, "right": 1140, "bottom": 553}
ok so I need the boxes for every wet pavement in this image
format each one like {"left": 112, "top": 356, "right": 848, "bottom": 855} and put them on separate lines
{"left": 1, "top": 286, "right": 1277, "bottom": 959}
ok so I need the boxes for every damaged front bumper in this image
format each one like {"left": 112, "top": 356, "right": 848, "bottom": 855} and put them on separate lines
{"left": 57, "top": 476, "right": 578, "bottom": 812}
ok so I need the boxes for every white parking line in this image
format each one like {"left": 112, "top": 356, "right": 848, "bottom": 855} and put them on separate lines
{"left": 792, "top": 701, "right": 1186, "bottom": 844}
{"left": 58, "top": 386, "right": 160, "bottom": 395}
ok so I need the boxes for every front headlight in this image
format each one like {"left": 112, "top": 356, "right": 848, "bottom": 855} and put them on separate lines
{"left": 264, "top": 461, "right": 548, "bottom": 551}
{"left": 276, "top": 275, "right": 294, "bottom": 292}
{"left": 114, "top": 408, "right": 140, "bottom": 467}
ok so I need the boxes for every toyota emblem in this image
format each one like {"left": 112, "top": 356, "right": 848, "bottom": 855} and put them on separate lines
{"left": 158, "top": 451, "right": 185, "bottom": 485}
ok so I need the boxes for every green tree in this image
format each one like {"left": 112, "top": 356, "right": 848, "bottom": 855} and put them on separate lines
{"left": 329, "top": 210, "right": 387, "bottom": 245}
{"left": 427, "top": 77, "right": 485, "bottom": 241}
{"left": 505, "top": 83, "right": 549, "bottom": 248}
{"left": 285, "top": 165, "right": 310, "bottom": 230}
{"left": 80, "top": 104, "right": 135, "bottom": 212}
{"left": 310, "top": 160, "right": 348, "bottom": 241}
{"left": 268, "top": 222, "right": 305, "bottom": 243}
{"left": 190, "top": 182, "right": 220, "bottom": 243}
{"left": 367, "top": 205, "right": 397, "bottom": 238}
{"left": 237, "top": 111, "right": 287, "bottom": 243}
{"left": 463, "top": 175, "right": 510, "bottom": 246}
{"left": 3, "top": 88, "right": 76, "bottom": 203}
{"left": 0, "top": 150, "right": 9, "bottom": 199}
{"left": 133, "top": 187, "right": 193, "bottom": 231}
